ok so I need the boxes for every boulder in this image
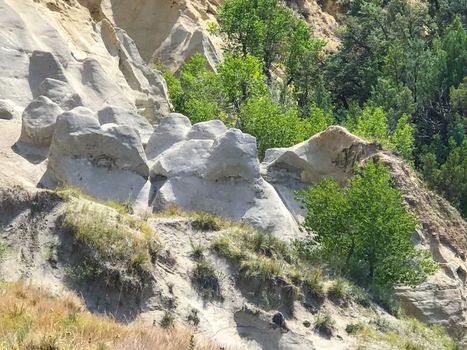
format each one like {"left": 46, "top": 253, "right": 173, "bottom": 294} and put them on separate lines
{"left": 151, "top": 14, "right": 222, "bottom": 73}
{"left": 145, "top": 113, "right": 192, "bottom": 160}
{"left": 261, "top": 126, "right": 381, "bottom": 221}
{"left": 19, "top": 96, "right": 63, "bottom": 146}
{"left": 0, "top": 99, "right": 18, "bottom": 120}
{"left": 47, "top": 107, "right": 149, "bottom": 202}
{"left": 202, "top": 129, "right": 260, "bottom": 181}
{"left": 187, "top": 119, "right": 228, "bottom": 140}
{"left": 98, "top": 106, "right": 153, "bottom": 145}
{"left": 38, "top": 78, "right": 82, "bottom": 111}
{"left": 148, "top": 115, "right": 300, "bottom": 239}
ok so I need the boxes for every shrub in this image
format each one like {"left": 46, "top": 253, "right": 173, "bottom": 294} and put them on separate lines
{"left": 62, "top": 199, "right": 159, "bottom": 288}
{"left": 327, "top": 278, "right": 351, "bottom": 305}
{"left": 191, "top": 212, "right": 228, "bottom": 231}
{"left": 346, "top": 323, "right": 365, "bottom": 335}
{"left": 303, "top": 320, "right": 311, "bottom": 328}
{"left": 303, "top": 268, "right": 325, "bottom": 300}
{"left": 160, "top": 311, "right": 175, "bottom": 329}
{"left": 314, "top": 312, "right": 335, "bottom": 336}
{"left": 192, "top": 258, "right": 222, "bottom": 300}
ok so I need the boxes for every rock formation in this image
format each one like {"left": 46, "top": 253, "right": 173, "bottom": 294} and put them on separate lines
{"left": 0, "top": 0, "right": 466, "bottom": 348}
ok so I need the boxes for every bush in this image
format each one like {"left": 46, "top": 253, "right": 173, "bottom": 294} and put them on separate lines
{"left": 314, "top": 312, "right": 335, "bottom": 336}
{"left": 303, "top": 268, "right": 325, "bottom": 300}
{"left": 346, "top": 323, "right": 365, "bottom": 335}
{"left": 62, "top": 199, "right": 159, "bottom": 288}
{"left": 191, "top": 212, "right": 228, "bottom": 231}
{"left": 160, "top": 310, "right": 175, "bottom": 328}
{"left": 192, "top": 258, "right": 222, "bottom": 300}
{"left": 345, "top": 105, "right": 415, "bottom": 160}
{"left": 327, "top": 278, "right": 351, "bottom": 305}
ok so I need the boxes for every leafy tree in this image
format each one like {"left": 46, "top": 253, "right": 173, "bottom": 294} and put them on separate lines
{"left": 218, "top": 0, "right": 294, "bottom": 78}
{"left": 286, "top": 20, "right": 328, "bottom": 115}
{"left": 420, "top": 78, "right": 467, "bottom": 217}
{"left": 217, "top": 54, "right": 268, "bottom": 111}
{"left": 345, "top": 106, "right": 415, "bottom": 160}
{"left": 170, "top": 54, "right": 224, "bottom": 123}
{"left": 239, "top": 97, "right": 313, "bottom": 157}
{"left": 299, "top": 161, "right": 437, "bottom": 288}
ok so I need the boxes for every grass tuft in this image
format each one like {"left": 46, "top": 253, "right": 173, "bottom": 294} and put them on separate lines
{"left": 62, "top": 198, "right": 159, "bottom": 289}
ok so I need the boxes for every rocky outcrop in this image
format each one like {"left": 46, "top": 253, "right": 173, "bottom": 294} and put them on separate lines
{"left": 0, "top": 99, "right": 20, "bottom": 120}
{"left": 47, "top": 107, "right": 149, "bottom": 202}
{"left": 152, "top": 14, "right": 223, "bottom": 73}
{"left": 148, "top": 114, "right": 300, "bottom": 239}
{"left": 262, "top": 127, "right": 467, "bottom": 340}
{"left": 262, "top": 126, "right": 381, "bottom": 221}
{"left": 99, "top": 0, "right": 223, "bottom": 67}
{"left": 97, "top": 106, "right": 153, "bottom": 145}
{"left": 19, "top": 96, "right": 64, "bottom": 147}
{"left": 0, "top": 0, "right": 170, "bottom": 120}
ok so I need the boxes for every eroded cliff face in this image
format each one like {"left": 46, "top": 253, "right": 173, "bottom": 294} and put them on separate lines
{"left": 0, "top": 0, "right": 466, "bottom": 347}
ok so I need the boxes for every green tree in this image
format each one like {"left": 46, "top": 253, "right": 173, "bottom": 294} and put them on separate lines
{"left": 286, "top": 20, "right": 328, "bottom": 115}
{"left": 218, "top": 0, "right": 294, "bottom": 78}
{"left": 299, "top": 161, "right": 437, "bottom": 288}
{"left": 345, "top": 106, "right": 415, "bottom": 160}
{"left": 239, "top": 96, "right": 313, "bottom": 158}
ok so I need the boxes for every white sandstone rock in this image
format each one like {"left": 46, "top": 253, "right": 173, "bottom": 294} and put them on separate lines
{"left": 148, "top": 116, "right": 300, "bottom": 239}
{"left": 47, "top": 107, "right": 149, "bottom": 201}
{"left": 38, "top": 78, "right": 82, "bottom": 111}
{"left": 98, "top": 106, "right": 153, "bottom": 145}
{"left": 19, "top": 96, "right": 64, "bottom": 146}
{"left": 0, "top": 99, "right": 18, "bottom": 120}
{"left": 152, "top": 14, "right": 222, "bottom": 73}
{"left": 262, "top": 126, "right": 381, "bottom": 222}
{"left": 187, "top": 119, "right": 228, "bottom": 140}
{"left": 145, "top": 113, "right": 192, "bottom": 160}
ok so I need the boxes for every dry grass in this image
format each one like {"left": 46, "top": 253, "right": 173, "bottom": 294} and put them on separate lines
{"left": 0, "top": 282, "right": 219, "bottom": 350}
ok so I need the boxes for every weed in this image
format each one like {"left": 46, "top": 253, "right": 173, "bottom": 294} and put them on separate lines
{"left": 62, "top": 199, "right": 159, "bottom": 288}
{"left": 0, "top": 282, "right": 219, "bottom": 349}
{"left": 190, "top": 239, "right": 205, "bottom": 260}
{"left": 192, "top": 258, "right": 222, "bottom": 299}
{"left": 314, "top": 312, "right": 335, "bottom": 337}
{"left": 0, "top": 239, "right": 11, "bottom": 262}
{"left": 346, "top": 323, "right": 365, "bottom": 334}
{"left": 303, "top": 267, "right": 325, "bottom": 300}
{"left": 191, "top": 212, "right": 227, "bottom": 231}
{"left": 160, "top": 310, "right": 175, "bottom": 328}
{"left": 327, "top": 277, "right": 351, "bottom": 305}
{"left": 187, "top": 309, "right": 200, "bottom": 326}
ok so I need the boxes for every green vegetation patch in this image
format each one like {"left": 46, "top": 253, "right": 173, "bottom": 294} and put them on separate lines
{"left": 62, "top": 198, "right": 159, "bottom": 289}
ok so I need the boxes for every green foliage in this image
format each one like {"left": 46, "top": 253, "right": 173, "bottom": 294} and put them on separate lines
{"left": 327, "top": 277, "right": 351, "bottom": 305}
{"left": 239, "top": 97, "right": 314, "bottom": 158}
{"left": 218, "top": 0, "right": 294, "bottom": 73}
{"left": 192, "top": 257, "right": 222, "bottom": 300}
{"left": 420, "top": 77, "right": 467, "bottom": 218}
{"left": 345, "top": 105, "right": 415, "bottom": 160}
{"left": 299, "top": 161, "right": 437, "bottom": 288}
{"left": 314, "top": 312, "right": 335, "bottom": 335}
{"left": 191, "top": 212, "right": 229, "bottom": 231}
{"left": 62, "top": 199, "right": 159, "bottom": 288}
